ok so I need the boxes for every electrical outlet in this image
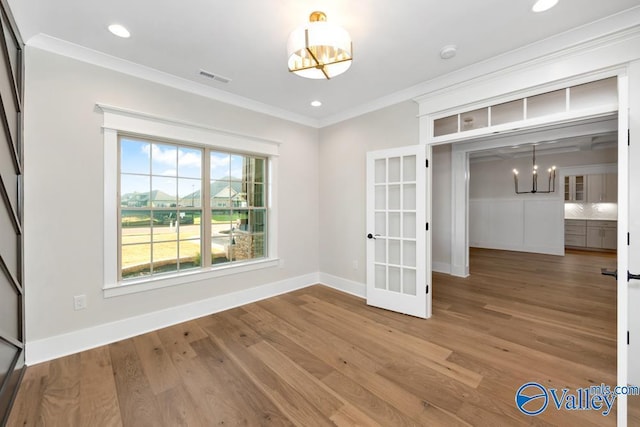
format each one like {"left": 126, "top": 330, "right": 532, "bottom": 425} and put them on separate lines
{"left": 352, "top": 260, "right": 359, "bottom": 270}
{"left": 279, "top": 259, "right": 285, "bottom": 268}
{"left": 73, "top": 295, "right": 87, "bottom": 311}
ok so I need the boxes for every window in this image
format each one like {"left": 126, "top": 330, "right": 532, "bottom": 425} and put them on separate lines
{"left": 99, "top": 104, "right": 279, "bottom": 296}
{"left": 119, "top": 137, "right": 268, "bottom": 281}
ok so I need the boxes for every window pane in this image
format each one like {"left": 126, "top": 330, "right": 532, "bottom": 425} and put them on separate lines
{"left": 178, "top": 178, "right": 201, "bottom": 207}
{"left": 211, "top": 179, "right": 232, "bottom": 207}
{"left": 121, "top": 243, "right": 151, "bottom": 279}
{"left": 434, "top": 114, "right": 458, "bottom": 137}
{"left": 152, "top": 210, "right": 178, "bottom": 241}
{"left": 491, "top": 99, "right": 524, "bottom": 125}
{"left": 177, "top": 211, "right": 201, "bottom": 241}
{"left": 151, "top": 176, "right": 177, "bottom": 207}
{"left": 527, "top": 89, "right": 566, "bottom": 119}
{"left": 210, "top": 152, "right": 230, "bottom": 180}
{"left": 153, "top": 241, "right": 177, "bottom": 274}
{"left": 250, "top": 183, "right": 265, "bottom": 207}
{"left": 251, "top": 234, "right": 266, "bottom": 258}
{"left": 151, "top": 143, "right": 177, "bottom": 176}
{"left": 121, "top": 175, "right": 150, "bottom": 207}
{"left": 121, "top": 210, "right": 151, "bottom": 244}
{"left": 253, "top": 158, "right": 265, "bottom": 183}
{"left": 570, "top": 77, "right": 617, "bottom": 111}
{"left": 178, "top": 147, "right": 202, "bottom": 178}
{"left": 121, "top": 139, "right": 150, "bottom": 174}
{"left": 230, "top": 154, "right": 244, "bottom": 180}
{"left": 460, "top": 108, "right": 489, "bottom": 131}
{"left": 250, "top": 210, "right": 266, "bottom": 233}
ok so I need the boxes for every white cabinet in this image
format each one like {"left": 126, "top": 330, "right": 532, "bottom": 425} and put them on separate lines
{"left": 564, "top": 219, "right": 586, "bottom": 247}
{"left": 587, "top": 173, "right": 617, "bottom": 203}
{"left": 585, "top": 220, "right": 617, "bottom": 249}
{"left": 564, "top": 175, "right": 586, "bottom": 202}
{"left": 565, "top": 219, "right": 616, "bottom": 250}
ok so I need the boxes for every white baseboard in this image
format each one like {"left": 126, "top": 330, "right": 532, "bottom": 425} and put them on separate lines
{"left": 26, "top": 272, "right": 320, "bottom": 365}
{"left": 432, "top": 261, "right": 451, "bottom": 274}
{"left": 470, "top": 243, "right": 563, "bottom": 256}
{"left": 318, "top": 272, "right": 366, "bottom": 299}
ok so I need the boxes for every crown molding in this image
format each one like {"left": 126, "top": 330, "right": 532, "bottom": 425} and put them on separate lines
{"left": 27, "top": 34, "right": 322, "bottom": 129}
{"left": 320, "top": 6, "right": 640, "bottom": 127}
{"left": 24, "top": 6, "right": 640, "bottom": 130}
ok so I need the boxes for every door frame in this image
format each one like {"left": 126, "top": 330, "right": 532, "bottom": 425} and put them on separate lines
{"left": 418, "top": 68, "right": 631, "bottom": 423}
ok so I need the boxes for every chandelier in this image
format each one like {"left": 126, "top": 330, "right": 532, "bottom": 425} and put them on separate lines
{"left": 287, "top": 11, "right": 353, "bottom": 79}
{"left": 513, "top": 145, "right": 556, "bottom": 194}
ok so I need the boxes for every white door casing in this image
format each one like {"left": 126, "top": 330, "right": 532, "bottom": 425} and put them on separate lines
{"left": 366, "top": 145, "right": 430, "bottom": 318}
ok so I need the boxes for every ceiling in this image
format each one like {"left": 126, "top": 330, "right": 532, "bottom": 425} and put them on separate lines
{"left": 468, "top": 116, "right": 619, "bottom": 163}
{"left": 7, "top": 1, "right": 640, "bottom": 125}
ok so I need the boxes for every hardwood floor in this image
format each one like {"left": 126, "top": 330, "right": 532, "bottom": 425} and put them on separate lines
{"left": 8, "top": 248, "right": 636, "bottom": 426}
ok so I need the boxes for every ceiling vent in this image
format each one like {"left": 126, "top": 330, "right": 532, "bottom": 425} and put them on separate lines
{"left": 199, "top": 69, "right": 231, "bottom": 84}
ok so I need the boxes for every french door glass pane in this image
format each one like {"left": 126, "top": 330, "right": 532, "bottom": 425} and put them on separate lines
{"left": 375, "top": 186, "right": 386, "bottom": 210}
{"left": 403, "top": 156, "right": 416, "bottom": 181}
{"left": 389, "top": 267, "right": 401, "bottom": 293}
{"left": 375, "top": 212, "right": 386, "bottom": 235}
{"left": 375, "top": 239, "right": 386, "bottom": 263}
{"left": 388, "top": 185, "right": 401, "bottom": 210}
{"left": 403, "top": 269, "right": 417, "bottom": 295}
{"left": 389, "top": 240, "right": 401, "bottom": 265}
{"left": 403, "top": 213, "right": 416, "bottom": 238}
{"left": 403, "top": 241, "right": 416, "bottom": 267}
{"left": 388, "top": 157, "right": 401, "bottom": 182}
{"left": 403, "top": 184, "right": 416, "bottom": 210}
{"left": 375, "top": 265, "right": 386, "bottom": 289}
{"left": 375, "top": 159, "right": 386, "bottom": 183}
{"left": 389, "top": 213, "right": 400, "bottom": 237}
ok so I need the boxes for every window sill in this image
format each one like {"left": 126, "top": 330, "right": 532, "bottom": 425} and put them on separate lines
{"left": 103, "top": 258, "right": 279, "bottom": 298}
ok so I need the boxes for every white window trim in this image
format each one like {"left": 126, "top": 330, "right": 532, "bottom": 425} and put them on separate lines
{"left": 98, "top": 103, "right": 280, "bottom": 298}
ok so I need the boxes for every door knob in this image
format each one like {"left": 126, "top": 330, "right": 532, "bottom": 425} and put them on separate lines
{"left": 367, "top": 233, "right": 379, "bottom": 240}
{"left": 601, "top": 268, "right": 617, "bottom": 279}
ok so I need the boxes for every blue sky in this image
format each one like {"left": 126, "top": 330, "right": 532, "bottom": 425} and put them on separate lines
{"left": 120, "top": 138, "right": 243, "bottom": 196}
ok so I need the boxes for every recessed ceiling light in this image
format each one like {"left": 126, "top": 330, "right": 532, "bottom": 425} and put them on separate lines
{"left": 532, "top": 0, "right": 558, "bottom": 12}
{"left": 310, "top": 100, "right": 322, "bottom": 107}
{"left": 440, "top": 45, "right": 457, "bottom": 60}
{"left": 108, "top": 24, "right": 130, "bottom": 38}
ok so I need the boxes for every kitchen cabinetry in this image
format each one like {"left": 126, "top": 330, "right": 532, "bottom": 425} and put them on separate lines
{"left": 586, "top": 173, "right": 617, "bottom": 203}
{"left": 586, "top": 220, "right": 617, "bottom": 249}
{"left": 564, "top": 175, "right": 586, "bottom": 202}
{"left": 564, "top": 219, "right": 586, "bottom": 246}
{"left": 565, "top": 219, "right": 616, "bottom": 250}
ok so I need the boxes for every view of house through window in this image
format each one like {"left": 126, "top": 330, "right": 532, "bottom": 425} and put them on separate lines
{"left": 119, "top": 137, "right": 267, "bottom": 280}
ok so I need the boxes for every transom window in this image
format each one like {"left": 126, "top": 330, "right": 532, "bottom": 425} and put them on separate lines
{"left": 119, "top": 137, "right": 267, "bottom": 280}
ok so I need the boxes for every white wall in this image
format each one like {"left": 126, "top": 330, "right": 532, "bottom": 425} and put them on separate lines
{"left": 23, "top": 47, "right": 320, "bottom": 347}
{"left": 468, "top": 148, "right": 617, "bottom": 255}
{"left": 470, "top": 148, "right": 618, "bottom": 199}
{"left": 317, "top": 103, "right": 452, "bottom": 286}
{"left": 317, "top": 102, "right": 418, "bottom": 286}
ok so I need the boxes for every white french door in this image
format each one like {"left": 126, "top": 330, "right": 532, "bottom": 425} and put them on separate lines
{"left": 365, "top": 145, "right": 430, "bottom": 318}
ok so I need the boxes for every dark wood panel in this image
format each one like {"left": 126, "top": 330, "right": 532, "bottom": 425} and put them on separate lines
{"left": 8, "top": 249, "right": 631, "bottom": 426}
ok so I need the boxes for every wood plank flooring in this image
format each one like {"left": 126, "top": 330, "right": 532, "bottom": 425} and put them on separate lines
{"left": 8, "top": 248, "right": 638, "bottom": 426}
